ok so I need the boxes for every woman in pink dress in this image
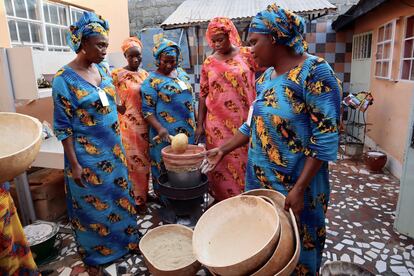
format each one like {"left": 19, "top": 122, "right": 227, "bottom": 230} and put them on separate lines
{"left": 195, "top": 17, "right": 257, "bottom": 201}
{"left": 112, "top": 37, "right": 150, "bottom": 210}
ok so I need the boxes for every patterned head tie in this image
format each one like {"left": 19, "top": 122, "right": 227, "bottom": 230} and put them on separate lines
{"left": 206, "top": 17, "right": 242, "bottom": 48}
{"left": 152, "top": 38, "right": 181, "bottom": 67}
{"left": 67, "top": 11, "right": 109, "bottom": 53}
{"left": 121, "top": 37, "right": 143, "bottom": 53}
{"left": 249, "top": 4, "right": 308, "bottom": 55}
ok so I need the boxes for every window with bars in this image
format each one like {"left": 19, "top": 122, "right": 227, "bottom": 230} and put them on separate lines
{"left": 6, "top": 0, "right": 44, "bottom": 49}
{"left": 43, "top": 1, "right": 69, "bottom": 50}
{"left": 70, "top": 6, "right": 86, "bottom": 24}
{"left": 375, "top": 20, "right": 395, "bottom": 79}
{"left": 352, "top": 32, "right": 372, "bottom": 60}
{"left": 5, "top": 0, "right": 87, "bottom": 51}
{"left": 401, "top": 15, "right": 414, "bottom": 81}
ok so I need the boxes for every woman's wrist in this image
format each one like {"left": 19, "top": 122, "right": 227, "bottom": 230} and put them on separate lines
{"left": 70, "top": 161, "right": 81, "bottom": 169}
{"left": 156, "top": 126, "right": 166, "bottom": 133}
{"left": 219, "top": 145, "right": 229, "bottom": 156}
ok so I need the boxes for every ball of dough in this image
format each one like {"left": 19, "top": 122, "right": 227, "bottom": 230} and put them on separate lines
{"left": 171, "top": 133, "right": 189, "bottom": 154}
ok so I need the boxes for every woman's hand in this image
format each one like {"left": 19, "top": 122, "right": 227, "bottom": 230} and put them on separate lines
{"left": 194, "top": 125, "right": 205, "bottom": 144}
{"left": 72, "top": 163, "right": 87, "bottom": 188}
{"left": 62, "top": 137, "right": 86, "bottom": 188}
{"left": 284, "top": 186, "right": 305, "bottom": 219}
{"left": 200, "top": 148, "right": 224, "bottom": 174}
{"left": 284, "top": 156, "right": 324, "bottom": 220}
{"left": 153, "top": 127, "right": 171, "bottom": 143}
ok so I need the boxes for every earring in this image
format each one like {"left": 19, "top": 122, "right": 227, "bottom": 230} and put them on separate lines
{"left": 81, "top": 49, "right": 87, "bottom": 55}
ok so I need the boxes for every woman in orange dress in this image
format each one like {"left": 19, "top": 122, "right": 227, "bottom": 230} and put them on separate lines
{"left": 112, "top": 37, "right": 150, "bottom": 209}
{"left": 195, "top": 17, "right": 257, "bottom": 201}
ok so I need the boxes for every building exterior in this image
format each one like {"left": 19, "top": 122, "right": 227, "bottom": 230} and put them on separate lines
{"left": 0, "top": 0, "right": 130, "bottom": 122}
{"left": 1, "top": 0, "right": 129, "bottom": 53}
{"left": 128, "top": 0, "right": 185, "bottom": 33}
{"left": 334, "top": 0, "right": 414, "bottom": 178}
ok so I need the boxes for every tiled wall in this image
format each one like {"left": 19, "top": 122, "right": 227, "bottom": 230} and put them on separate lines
{"left": 186, "top": 27, "right": 211, "bottom": 100}
{"left": 305, "top": 19, "right": 353, "bottom": 94}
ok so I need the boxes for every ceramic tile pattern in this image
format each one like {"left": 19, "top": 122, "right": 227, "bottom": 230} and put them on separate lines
{"left": 305, "top": 20, "right": 353, "bottom": 95}
{"left": 36, "top": 155, "right": 414, "bottom": 276}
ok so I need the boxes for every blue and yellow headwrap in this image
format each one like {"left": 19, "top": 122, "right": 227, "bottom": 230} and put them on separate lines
{"left": 153, "top": 38, "right": 181, "bottom": 67}
{"left": 249, "top": 4, "right": 308, "bottom": 55}
{"left": 67, "top": 11, "right": 109, "bottom": 53}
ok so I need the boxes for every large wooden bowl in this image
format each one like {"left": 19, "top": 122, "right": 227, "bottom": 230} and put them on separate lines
{"left": 244, "top": 189, "right": 300, "bottom": 276}
{"left": 193, "top": 195, "right": 280, "bottom": 276}
{"left": 161, "top": 145, "right": 205, "bottom": 172}
{"left": 139, "top": 224, "right": 201, "bottom": 276}
{"left": 0, "top": 112, "right": 42, "bottom": 183}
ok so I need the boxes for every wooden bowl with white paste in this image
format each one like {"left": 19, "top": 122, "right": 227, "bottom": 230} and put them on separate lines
{"left": 139, "top": 224, "right": 200, "bottom": 276}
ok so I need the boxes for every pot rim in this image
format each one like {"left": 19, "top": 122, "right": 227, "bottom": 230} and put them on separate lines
{"left": 162, "top": 145, "right": 206, "bottom": 158}
{"left": 365, "top": 150, "right": 387, "bottom": 157}
{"left": 24, "top": 220, "right": 59, "bottom": 247}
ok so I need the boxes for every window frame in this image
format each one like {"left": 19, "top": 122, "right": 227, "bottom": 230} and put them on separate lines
{"left": 399, "top": 15, "right": 414, "bottom": 82}
{"left": 43, "top": 1, "right": 71, "bottom": 50}
{"left": 5, "top": 0, "right": 88, "bottom": 52}
{"left": 374, "top": 19, "right": 396, "bottom": 80}
{"left": 69, "top": 6, "right": 87, "bottom": 24}
{"left": 352, "top": 32, "right": 373, "bottom": 61}
{"left": 6, "top": 0, "right": 44, "bottom": 47}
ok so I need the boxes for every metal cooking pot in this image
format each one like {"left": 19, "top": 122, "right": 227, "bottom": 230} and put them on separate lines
{"left": 166, "top": 169, "right": 202, "bottom": 188}
{"left": 24, "top": 220, "right": 60, "bottom": 265}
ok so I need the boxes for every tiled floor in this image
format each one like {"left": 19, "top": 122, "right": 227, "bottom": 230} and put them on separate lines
{"left": 38, "top": 157, "right": 414, "bottom": 276}
{"left": 324, "top": 159, "right": 414, "bottom": 275}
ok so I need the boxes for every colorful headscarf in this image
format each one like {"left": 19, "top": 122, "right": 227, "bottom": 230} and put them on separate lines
{"left": 67, "top": 11, "right": 109, "bottom": 53}
{"left": 121, "top": 37, "right": 143, "bottom": 53}
{"left": 206, "top": 17, "right": 242, "bottom": 48}
{"left": 249, "top": 4, "right": 308, "bottom": 55}
{"left": 152, "top": 38, "right": 181, "bottom": 67}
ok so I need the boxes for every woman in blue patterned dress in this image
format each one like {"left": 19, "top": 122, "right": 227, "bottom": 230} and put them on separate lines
{"left": 52, "top": 12, "right": 139, "bottom": 272}
{"left": 204, "top": 5, "right": 341, "bottom": 275}
{"left": 141, "top": 38, "right": 196, "bottom": 189}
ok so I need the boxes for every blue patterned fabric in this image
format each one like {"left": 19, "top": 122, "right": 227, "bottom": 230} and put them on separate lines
{"left": 239, "top": 55, "right": 341, "bottom": 275}
{"left": 153, "top": 38, "right": 181, "bottom": 67}
{"left": 67, "top": 11, "right": 109, "bottom": 52}
{"left": 141, "top": 68, "right": 196, "bottom": 184}
{"left": 249, "top": 4, "right": 308, "bottom": 55}
{"left": 52, "top": 63, "right": 139, "bottom": 266}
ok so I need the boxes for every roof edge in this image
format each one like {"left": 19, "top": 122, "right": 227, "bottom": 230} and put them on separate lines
{"left": 161, "top": 6, "right": 337, "bottom": 29}
{"left": 332, "top": 0, "right": 388, "bottom": 31}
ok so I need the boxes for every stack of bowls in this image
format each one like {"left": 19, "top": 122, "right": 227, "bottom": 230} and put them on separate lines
{"left": 243, "top": 189, "right": 301, "bottom": 275}
{"left": 140, "top": 190, "right": 301, "bottom": 275}
{"left": 192, "top": 195, "right": 281, "bottom": 275}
